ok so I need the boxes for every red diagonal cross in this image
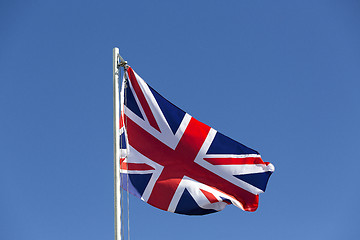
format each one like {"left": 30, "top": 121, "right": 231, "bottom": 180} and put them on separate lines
{"left": 127, "top": 68, "right": 161, "bottom": 132}
{"left": 125, "top": 115, "right": 259, "bottom": 212}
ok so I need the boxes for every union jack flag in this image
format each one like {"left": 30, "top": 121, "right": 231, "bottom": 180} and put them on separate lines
{"left": 119, "top": 67, "right": 274, "bottom": 215}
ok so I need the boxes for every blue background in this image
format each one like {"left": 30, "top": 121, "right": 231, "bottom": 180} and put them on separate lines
{"left": 1, "top": 1, "right": 359, "bottom": 239}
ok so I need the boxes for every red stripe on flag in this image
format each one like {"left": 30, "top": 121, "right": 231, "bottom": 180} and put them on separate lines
{"left": 120, "top": 158, "right": 155, "bottom": 171}
{"left": 127, "top": 67, "right": 161, "bottom": 132}
{"left": 204, "top": 157, "right": 265, "bottom": 165}
{"left": 200, "top": 189, "right": 219, "bottom": 204}
{"left": 119, "top": 111, "right": 124, "bottom": 129}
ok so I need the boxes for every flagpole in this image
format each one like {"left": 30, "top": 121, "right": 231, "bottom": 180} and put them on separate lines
{"left": 113, "top": 47, "right": 121, "bottom": 240}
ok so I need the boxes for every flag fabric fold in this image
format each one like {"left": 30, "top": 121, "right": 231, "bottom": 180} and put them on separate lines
{"left": 119, "top": 66, "right": 274, "bottom": 215}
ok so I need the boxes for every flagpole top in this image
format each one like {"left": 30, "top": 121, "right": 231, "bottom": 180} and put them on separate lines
{"left": 118, "top": 57, "right": 128, "bottom": 69}
{"left": 113, "top": 47, "right": 128, "bottom": 69}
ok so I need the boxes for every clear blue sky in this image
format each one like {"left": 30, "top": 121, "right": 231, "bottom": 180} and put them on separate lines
{"left": 1, "top": 1, "right": 359, "bottom": 239}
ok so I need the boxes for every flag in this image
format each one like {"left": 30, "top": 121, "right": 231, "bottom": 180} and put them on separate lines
{"left": 119, "top": 67, "right": 274, "bottom": 215}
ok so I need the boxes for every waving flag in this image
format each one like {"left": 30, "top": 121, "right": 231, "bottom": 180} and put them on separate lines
{"left": 119, "top": 67, "right": 274, "bottom": 215}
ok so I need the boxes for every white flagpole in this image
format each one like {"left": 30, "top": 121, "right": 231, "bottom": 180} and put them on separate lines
{"left": 113, "top": 47, "right": 121, "bottom": 240}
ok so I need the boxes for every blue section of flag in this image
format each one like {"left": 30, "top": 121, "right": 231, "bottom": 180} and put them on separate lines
{"left": 174, "top": 189, "right": 217, "bottom": 215}
{"left": 234, "top": 171, "right": 272, "bottom": 192}
{"left": 129, "top": 173, "right": 153, "bottom": 196}
{"left": 125, "top": 85, "right": 144, "bottom": 119}
{"left": 206, "top": 132, "right": 259, "bottom": 155}
{"left": 149, "top": 85, "right": 185, "bottom": 135}
{"left": 120, "top": 173, "right": 141, "bottom": 198}
{"left": 220, "top": 196, "right": 232, "bottom": 205}
{"left": 120, "top": 132, "right": 126, "bottom": 149}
